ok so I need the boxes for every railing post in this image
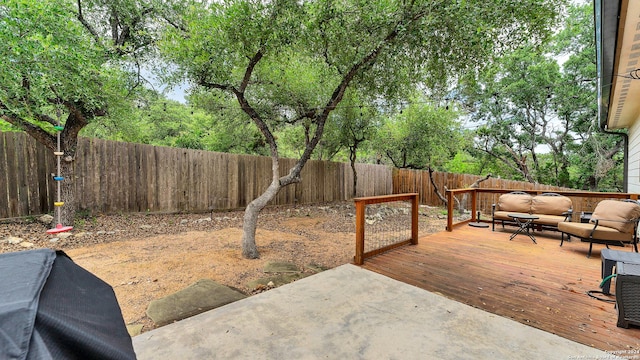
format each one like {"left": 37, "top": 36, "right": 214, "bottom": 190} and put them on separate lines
{"left": 411, "top": 193, "right": 419, "bottom": 245}
{"left": 446, "top": 190, "right": 454, "bottom": 231}
{"left": 471, "top": 189, "right": 477, "bottom": 222}
{"left": 355, "top": 199, "right": 365, "bottom": 265}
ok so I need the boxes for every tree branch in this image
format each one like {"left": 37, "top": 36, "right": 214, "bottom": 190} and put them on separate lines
{"left": 197, "top": 47, "right": 279, "bottom": 173}
{"left": 199, "top": 80, "right": 233, "bottom": 91}
{"left": 1, "top": 112, "right": 56, "bottom": 151}
{"left": 115, "top": 7, "right": 154, "bottom": 49}
{"left": 603, "top": 138, "right": 624, "bottom": 159}
{"left": 35, "top": 114, "right": 57, "bottom": 126}
{"left": 76, "top": 0, "right": 101, "bottom": 44}
{"left": 428, "top": 166, "right": 447, "bottom": 205}
{"left": 468, "top": 174, "right": 491, "bottom": 188}
{"left": 385, "top": 150, "right": 402, "bottom": 168}
{"left": 239, "top": 49, "right": 264, "bottom": 93}
{"left": 163, "top": 15, "right": 188, "bottom": 33}
{"left": 478, "top": 147, "right": 522, "bottom": 176}
{"left": 500, "top": 141, "right": 535, "bottom": 183}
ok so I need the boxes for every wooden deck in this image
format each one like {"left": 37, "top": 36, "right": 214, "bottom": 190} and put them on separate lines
{"left": 360, "top": 224, "right": 640, "bottom": 352}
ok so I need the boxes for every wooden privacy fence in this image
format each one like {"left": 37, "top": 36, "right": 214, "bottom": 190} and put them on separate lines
{"left": 0, "top": 132, "right": 393, "bottom": 218}
{"left": 4, "top": 131, "right": 631, "bottom": 219}
{"left": 392, "top": 168, "right": 573, "bottom": 211}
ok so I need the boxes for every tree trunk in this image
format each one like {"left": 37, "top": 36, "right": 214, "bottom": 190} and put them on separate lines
{"left": 428, "top": 167, "right": 447, "bottom": 205}
{"left": 241, "top": 179, "right": 281, "bottom": 259}
{"left": 350, "top": 146, "right": 358, "bottom": 198}
{"left": 351, "top": 163, "right": 358, "bottom": 198}
{"left": 55, "top": 157, "right": 76, "bottom": 228}
{"left": 55, "top": 125, "right": 81, "bottom": 228}
{"left": 428, "top": 167, "right": 468, "bottom": 214}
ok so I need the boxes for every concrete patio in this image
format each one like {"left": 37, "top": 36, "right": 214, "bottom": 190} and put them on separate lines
{"left": 133, "top": 264, "right": 612, "bottom": 359}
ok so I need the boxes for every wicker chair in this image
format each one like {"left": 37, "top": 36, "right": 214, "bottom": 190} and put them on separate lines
{"left": 558, "top": 199, "right": 640, "bottom": 258}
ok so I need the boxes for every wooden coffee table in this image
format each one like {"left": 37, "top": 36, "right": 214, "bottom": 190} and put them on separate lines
{"left": 508, "top": 214, "right": 539, "bottom": 244}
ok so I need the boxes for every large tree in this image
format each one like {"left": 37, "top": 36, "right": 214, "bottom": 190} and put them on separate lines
{"left": 160, "top": 0, "right": 566, "bottom": 258}
{"left": 464, "top": 46, "right": 563, "bottom": 184}
{"left": 462, "top": 2, "right": 621, "bottom": 190}
{"left": 553, "top": 3, "right": 622, "bottom": 191}
{"left": 0, "top": 0, "right": 166, "bottom": 226}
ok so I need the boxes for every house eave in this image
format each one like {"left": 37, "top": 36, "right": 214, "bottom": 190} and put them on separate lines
{"left": 597, "top": 0, "right": 640, "bottom": 130}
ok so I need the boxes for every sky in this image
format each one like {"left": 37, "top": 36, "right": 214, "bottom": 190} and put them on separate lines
{"left": 142, "top": 65, "right": 188, "bottom": 104}
{"left": 163, "top": 83, "right": 188, "bottom": 104}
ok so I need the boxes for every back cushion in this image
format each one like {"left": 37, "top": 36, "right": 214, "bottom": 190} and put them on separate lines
{"left": 531, "top": 195, "right": 572, "bottom": 216}
{"left": 498, "top": 193, "right": 532, "bottom": 213}
{"left": 591, "top": 200, "right": 640, "bottom": 234}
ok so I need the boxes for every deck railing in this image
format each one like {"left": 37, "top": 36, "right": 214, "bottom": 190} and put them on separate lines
{"left": 353, "top": 193, "right": 419, "bottom": 265}
{"left": 445, "top": 188, "right": 640, "bottom": 231}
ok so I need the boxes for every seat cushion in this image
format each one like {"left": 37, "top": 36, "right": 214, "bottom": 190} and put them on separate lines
{"left": 590, "top": 200, "right": 640, "bottom": 234}
{"left": 533, "top": 214, "right": 566, "bottom": 227}
{"left": 531, "top": 195, "right": 572, "bottom": 216}
{"left": 493, "top": 211, "right": 529, "bottom": 221}
{"left": 558, "top": 222, "right": 633, "bottom": 242}
{"left": 497, "top": 193, "right": 532, "bottom": 213}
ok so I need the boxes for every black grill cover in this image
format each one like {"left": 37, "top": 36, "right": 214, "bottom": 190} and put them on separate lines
{"left": 0, "top": 249, "right": 136, "bottom": 360}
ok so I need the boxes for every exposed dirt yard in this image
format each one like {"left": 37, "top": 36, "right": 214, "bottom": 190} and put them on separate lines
{"left": 1, "top": 202, "right": 450, "bottom": 334}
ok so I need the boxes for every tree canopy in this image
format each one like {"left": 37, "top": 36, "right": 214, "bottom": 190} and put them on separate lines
{"left": 459, "top": 2, "right": 624, "bottom": 190}
{"left": 159, "top": 0, "right": 566, "bottom": 258}
{"left": 0, "top": 0, "right": 169, "bottom": 225}
{"left": 375, "top": 99, "right": 461, "bottom": 170}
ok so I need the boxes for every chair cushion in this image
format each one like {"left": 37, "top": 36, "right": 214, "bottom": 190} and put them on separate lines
{"left": 531, "top": 195, "right": 572, "bottom": 216}
{"left": 493, "top": 211, "right": 528, "bottom": 221}
{"left": 558, "top": 222, "right": 633, "bottom": 242}
{"left": 533, "top": 214, "right": 567, "bottom": 227}
{"left": 590, "top": 200, "right": 640, "bottom": 234}
{"left": 497, "top": 193, "right": 532, "bottom": 213}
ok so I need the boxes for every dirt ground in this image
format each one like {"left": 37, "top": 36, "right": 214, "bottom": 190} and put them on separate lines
{"left": 1, "top": 202, "right": 450, "bottom": 333}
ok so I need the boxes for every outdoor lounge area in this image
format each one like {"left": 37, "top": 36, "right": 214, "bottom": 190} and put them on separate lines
{"left": 361, "top": 224, "right": 640, "bottom": 352}
{"left": 350, "top": 189, "right": 640, "bottom": 351}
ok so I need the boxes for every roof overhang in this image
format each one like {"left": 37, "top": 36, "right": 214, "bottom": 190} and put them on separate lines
{"left": 596, "top": 0, "right": 640, "bottom": 130}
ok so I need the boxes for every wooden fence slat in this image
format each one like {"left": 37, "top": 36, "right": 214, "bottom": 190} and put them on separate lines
{"left": 0, "top": 133, "right": 9, "bottom": 218}
{"left": 107, "top": 139, "right": 118, "bottom": 212}
{"left": 5, "top": 133, "right": 20, "bottom": 217}
{"left": 15, "top": 133, "right": 30, "bottom": 216}
{"left": 145, "top": 143, "right": 156, "bottom": 212}
{"left": 98, "top": 138, "right": 109, "bottom": 213}
{"left": 35, "top": 135, "right": 52, "bottom": 214}
{"left": 24, "top": 134, "right": 40, "bottom": 215}
{"left": 214, "top": 151, "right": 228, "bottom": 209}
{"left": 227, "top": 153, "right": 238, "bottom": 209}
{"left": 131, "top": 143, "right": 142, "bottom": 212}
{"left": 152, "top": 146, "right": 163, "bottom": 212}
{"left": 83, "top": 137, "right": 96, "bottom": 212}
{"left": 120, "top": 141, "right": 131, "bottom": 212}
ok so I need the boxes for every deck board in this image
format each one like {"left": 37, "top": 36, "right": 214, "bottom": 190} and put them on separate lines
{"left": 360, "top": 224, "right": 640, "bottom": 351}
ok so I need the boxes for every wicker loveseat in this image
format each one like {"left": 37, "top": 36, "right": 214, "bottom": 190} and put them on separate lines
{"left": 492, "top": 191, "right": 573, "bottom": 232}
{"left": 558, "top": 199, "right": 640, "bottom": 258}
